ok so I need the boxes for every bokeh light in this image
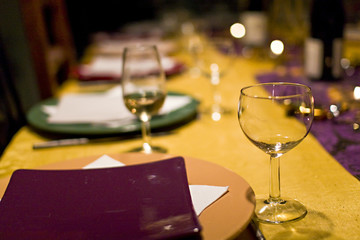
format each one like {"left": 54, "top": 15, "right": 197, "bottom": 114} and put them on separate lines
{"left": 230, "top": 23, "right": 246, "bottom": 39}
{"left": 270, "top": 40, "right": 284, "bottom": 55}
{"left": 211, "top": 112, "right": 221, "bottom": 121}
{"left": 354, "top": 86, "right": 360, "bottom": 100}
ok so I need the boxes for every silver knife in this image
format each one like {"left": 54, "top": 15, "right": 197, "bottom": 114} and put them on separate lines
{"left": 33, "top": 138, "right": 90, "bottom": 149}
{"left": 33, "top": 131, "right": 174, "bottom": 149}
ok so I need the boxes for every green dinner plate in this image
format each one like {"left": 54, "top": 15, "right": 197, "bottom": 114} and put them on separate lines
{"left": 27, "top": 92, "right": 199, "bottom": 136}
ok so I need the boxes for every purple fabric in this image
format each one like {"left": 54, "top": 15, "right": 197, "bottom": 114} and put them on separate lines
{"left": 256, "top": 71, "right": 360, "bottom": 180}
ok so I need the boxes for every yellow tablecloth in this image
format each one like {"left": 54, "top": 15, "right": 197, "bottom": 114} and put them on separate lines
{"left": 1, "top": 51, "right": 359, "bottom": 239}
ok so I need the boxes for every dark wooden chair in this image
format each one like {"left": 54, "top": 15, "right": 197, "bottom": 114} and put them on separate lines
{"left": 19, "top": 0, "right": 76, "bottom": 99}
{"left": 0, "top": 40, "right": 26, "bottom": 154}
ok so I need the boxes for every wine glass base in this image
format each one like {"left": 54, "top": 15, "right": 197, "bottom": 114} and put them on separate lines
{"left": 204, "top": 106, "right": 233, "bottom": 114}
{"left": 201, "top": 105, "right": 233, "bottom": 121}
{"left": 255, "top": 197, "right": 307, "bottom": 224}
{"left": 129, "top": 143, "right": 167, "bottom": 154}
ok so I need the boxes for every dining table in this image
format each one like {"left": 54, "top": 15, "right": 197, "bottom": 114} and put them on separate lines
{"left": 0, "top": 33, "right": 359, "bottom": 240}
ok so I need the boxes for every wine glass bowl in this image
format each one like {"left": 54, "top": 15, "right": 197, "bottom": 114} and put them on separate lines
{"left": 122, "top": 45, "right": 167, "bottom": 154}
{"left": 238, "top": 82, "right": 314, "bottom": 223}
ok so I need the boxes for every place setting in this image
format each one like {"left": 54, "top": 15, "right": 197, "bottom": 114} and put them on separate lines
{"left": 26, "top": 45, "right": 199, "bottom": 150}
{"left": 76, "top": 55, "right": 186, "bottom": 84}
{"left": 75, "top": 32, "right": 186, "bottom": 84}
{"left": 0, "top": 152, "right": 256, "bottom": 240}
{"left": 27, "top": 86, "right": 198, "bottom": 136}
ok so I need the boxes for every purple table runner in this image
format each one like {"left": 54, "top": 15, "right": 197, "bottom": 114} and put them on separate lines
{"left": 256, "top": 71, "right": 360, "bottom": 180}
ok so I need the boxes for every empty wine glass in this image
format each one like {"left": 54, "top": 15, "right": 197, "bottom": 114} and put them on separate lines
{"left": 238, "top": 82, "right": 314, "bottom": 223}
{"left": 121, "top": 45, "right": 167, "bottom": 153}
{"left": 195, "top": 37, "right": 235, "bottom": 120}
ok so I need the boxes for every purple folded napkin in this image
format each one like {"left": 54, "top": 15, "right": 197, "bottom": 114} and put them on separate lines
{"left": 0, "top": 157, "right": 202, "bottom": 239}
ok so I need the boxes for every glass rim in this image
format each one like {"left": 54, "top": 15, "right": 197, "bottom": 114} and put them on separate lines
{"left": 240, "top": 82, "right": 312, "bottom": 99}
{"left": 123, "top": 44, "right": 158, "bottom": 52}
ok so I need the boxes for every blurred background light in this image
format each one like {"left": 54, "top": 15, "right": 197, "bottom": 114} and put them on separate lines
{"left": 211, "top": 112, "right": 221, "bottom": 121}
{"left": 230, "top": 23, "right": 246, "bottom": 39}
{"left": 270, "top": 40, "right": 284, "bottom": 55}
{"left": 354, "top": 86, "right": 360, "bottom": 100}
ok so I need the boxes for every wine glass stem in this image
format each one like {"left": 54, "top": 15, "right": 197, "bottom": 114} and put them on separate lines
{"left": 141, "top": 120, "right": 152, "bottom": 148}
{"left": 213, "top": 87, "right": 221, "bottom": 109}
{"left": 269, "top": 156, "right": 281, "bottom": 202}
{"left": 211, "top": 73, "right": 221, "bottom": 110}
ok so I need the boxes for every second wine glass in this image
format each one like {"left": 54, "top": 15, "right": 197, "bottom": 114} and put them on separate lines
{"left": 238, "top": 82, "right": 314, "bottom": 223}
{"left": 121, "top": 45, "right": 167, "bottom": 154}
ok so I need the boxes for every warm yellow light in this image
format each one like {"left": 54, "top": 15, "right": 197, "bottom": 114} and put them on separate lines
{"left": 270, "top": 40, "right": 284, "bottom": 55}
{"left": 230, "top": 23, "right": 246, "bottom": 39}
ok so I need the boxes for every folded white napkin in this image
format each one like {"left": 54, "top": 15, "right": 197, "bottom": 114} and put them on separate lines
{"left": 45, "top": 86, "right": 192, "bottom": 125}
{"left": 189, "top": 185, "right": 229, "bottom": 216}
{"left": 95, "top": 38, "right": 177, "bottom": 55}
{"left": 79, "top": 56, "right": 177, "bottom": 78}
{"left": 83, "top": 155, "right": 229, "bottom": 216}
{"left": 83, "top": 155, "right": 126, "bottom": 169}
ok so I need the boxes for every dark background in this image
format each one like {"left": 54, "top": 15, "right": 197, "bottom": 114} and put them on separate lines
{"left": 65, "top": 0, "right": 243, "bottom": 58}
